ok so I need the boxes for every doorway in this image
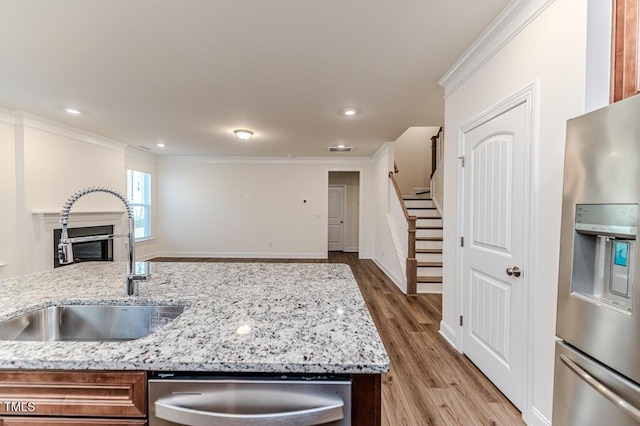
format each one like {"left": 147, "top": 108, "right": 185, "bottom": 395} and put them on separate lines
{"left": 327, "top": 171, "right": 360, "bottom": 254}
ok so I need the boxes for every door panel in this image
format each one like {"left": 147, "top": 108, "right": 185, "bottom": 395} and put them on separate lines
{"left": 462, "top": 102, "right": 527, "bottom": 410}
{"left": 328, "top": 186, "right": 345, "bottom": 251}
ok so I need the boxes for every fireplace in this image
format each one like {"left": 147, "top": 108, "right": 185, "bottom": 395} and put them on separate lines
{"left": 53, "top": 225, "right": 114, "bottom": 268}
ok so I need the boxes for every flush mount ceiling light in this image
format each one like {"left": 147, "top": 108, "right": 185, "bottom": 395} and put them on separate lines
{"left": 156, "top": 143, "right": 166, "bottom": 148}
{"left": 64, "top": 107, "right": 81, "bottom": 115}
{"left": 234, "top": 129, "right": 254, "bottom": 140}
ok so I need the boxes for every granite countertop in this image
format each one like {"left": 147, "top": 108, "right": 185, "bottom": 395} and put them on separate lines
{"left": 0, "top": 262, "right": 390, "bottom": 374}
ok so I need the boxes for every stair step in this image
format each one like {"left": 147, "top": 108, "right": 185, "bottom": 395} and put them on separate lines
{"left": 416, "top": 228, "right": 443, "bottom": 238}
{"left": 404, "top": 199, "right": 435, "bottom": 208}
{"left": 417, "top": 262, "right": 442, "bottom": 267}
{"left": 417, "top": 218, "right": 442, "bottom": 227}
{"left": 417, "top": 276, "right": 443, "bottom": 283}
{"left": 416, "top": 248, "right": 442, "bottom": 260}
{"left": 408, "top": 208, "right": 440, "bottom": 218}
{"left": 416, "top": 239, "right": 442, "bottom": 249}
{"left": 416, "top": 237, "right": 442, "bottom": 241}
{"left": 416, "top": 225, "right": 443, "bottom": 230}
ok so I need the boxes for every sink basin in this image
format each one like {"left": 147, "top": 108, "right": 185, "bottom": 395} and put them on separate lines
{"left": 0, "top": 304, "right": 188, "bottom": 342}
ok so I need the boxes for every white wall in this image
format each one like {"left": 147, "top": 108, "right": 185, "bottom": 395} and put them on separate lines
{"left": 156, "top": 159, "right": 376, "bottom": 258}
{"left": 328, "top": 172, "right": 360, "bottom": 252}
{"left": 372, "top": 143, "right": 405, "bottom": 290}
{"left": 393, "top": 126, "right": 439, "bottom": 195}
{"left": 23, "top": 125, "right": 127, "bottom": 272}
{"left": 441, "top": 0, "right": 588, "bottom": 423}
{"left": 0, "top": 112, "right": 17, "bottom": 279}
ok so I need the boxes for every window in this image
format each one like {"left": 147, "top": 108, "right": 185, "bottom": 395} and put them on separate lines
{"left": 127, "top": 170, "right": 151, "bottom": 240}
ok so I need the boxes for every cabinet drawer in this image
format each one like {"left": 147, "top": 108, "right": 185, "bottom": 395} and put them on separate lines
{"left": 0, "top": 418, "right": 146, "bottom": 425}
{"left": 0, "top": 371, "right": 146, "bottom": 418}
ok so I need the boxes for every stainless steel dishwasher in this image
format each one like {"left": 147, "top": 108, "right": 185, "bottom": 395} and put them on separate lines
{"left": 148, "top": 373, "right": 352, "bottom": 425}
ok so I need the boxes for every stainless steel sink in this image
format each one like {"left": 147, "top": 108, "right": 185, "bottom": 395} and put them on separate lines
{"left": 0, "top": 304, "right": 188, "bottom": 342}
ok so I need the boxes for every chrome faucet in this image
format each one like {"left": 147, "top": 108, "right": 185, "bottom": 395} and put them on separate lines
{"left": 57, "top": 186, "right": 149, "bottom": 296}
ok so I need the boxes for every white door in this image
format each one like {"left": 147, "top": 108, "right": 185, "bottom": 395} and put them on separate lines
{"left": 328, "top": 186, "right": 345, "bottom": 251}
{"left": 461, "top": 102, "right": 528, "bottom": 410}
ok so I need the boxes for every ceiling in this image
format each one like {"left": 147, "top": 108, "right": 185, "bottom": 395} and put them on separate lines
{"left": 0, "top": 0, "right": 509, "bottom": 157}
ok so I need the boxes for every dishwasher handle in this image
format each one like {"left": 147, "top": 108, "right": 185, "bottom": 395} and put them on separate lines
{"left": 155, "top": 395, "right": 344, "bottom": 426}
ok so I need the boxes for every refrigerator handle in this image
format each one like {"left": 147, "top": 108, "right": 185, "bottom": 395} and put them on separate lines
{"left": 560, "top": 354, "right": 640, "bottom": 422}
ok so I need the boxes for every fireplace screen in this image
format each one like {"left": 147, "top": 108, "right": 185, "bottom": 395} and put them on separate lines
{"left": 53, "top": 225, "right": 114, "bottom": 268}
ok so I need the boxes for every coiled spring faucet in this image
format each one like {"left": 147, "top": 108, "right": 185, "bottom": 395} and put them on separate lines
{"left": 58, "top": 186, "right": 149, "bottom": 296}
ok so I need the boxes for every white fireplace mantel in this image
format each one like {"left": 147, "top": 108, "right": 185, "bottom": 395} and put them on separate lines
{"left": 32, "top": 210, "right": 127, "bottom": 271}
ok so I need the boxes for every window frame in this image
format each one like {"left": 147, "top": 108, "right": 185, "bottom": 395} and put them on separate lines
{"left": 126, "top": 169, "right": 152, "bottom": 242}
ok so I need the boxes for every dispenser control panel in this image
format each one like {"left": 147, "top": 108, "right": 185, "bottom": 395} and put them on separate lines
{"left": 575, "top": 204, "right": 638, "bottom": 237}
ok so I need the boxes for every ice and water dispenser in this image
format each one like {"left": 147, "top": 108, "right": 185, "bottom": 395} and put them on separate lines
{"left": 571, "top": 203, "right": 638, "bottom": 312}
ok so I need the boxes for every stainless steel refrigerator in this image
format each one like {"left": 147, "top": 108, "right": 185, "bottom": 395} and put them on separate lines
{"left": 554, "top": 95, "right": 640, "bottom": 425}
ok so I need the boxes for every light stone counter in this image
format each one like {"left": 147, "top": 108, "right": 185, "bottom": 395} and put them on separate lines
{"left": 0, "top": 262, "right": 390, "bottom": 374}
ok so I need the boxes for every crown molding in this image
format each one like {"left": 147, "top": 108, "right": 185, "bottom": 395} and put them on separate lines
{"left": 125, "top": 146, "right": 158, "bottom": 162}
{"left": 438, "top": 0, "right": 555, "bottom": 98}
{"left": 157, "top": 155, "right": 376, "bottom": 165}
{"left": 371, "top": 142, "right": 391, "bottom": 162}
{"left": 16, "top": 111, "right": 127, "bottom": 153}
{"left": 0, "top": 107, "right": 14, "bottom": 125}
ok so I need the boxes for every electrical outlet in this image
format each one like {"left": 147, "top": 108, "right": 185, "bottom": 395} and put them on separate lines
{"left": 268, "top": 242, "right": 273, "bottom": 248}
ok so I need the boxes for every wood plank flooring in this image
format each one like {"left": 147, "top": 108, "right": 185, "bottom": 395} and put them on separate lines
{"left": 151, "top": 252, "right": 524, "bottom": 425}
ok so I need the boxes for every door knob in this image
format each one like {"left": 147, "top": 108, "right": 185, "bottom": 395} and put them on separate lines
{"left": 506, "top": 266, "right": 522, "bottom": 277}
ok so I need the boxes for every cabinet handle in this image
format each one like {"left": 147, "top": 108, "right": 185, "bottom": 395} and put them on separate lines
{"left": 155, "top": 393, "right": 344, "bottom": 425}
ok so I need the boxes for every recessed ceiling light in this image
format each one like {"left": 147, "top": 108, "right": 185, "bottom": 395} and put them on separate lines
{"left": 64, "top": 108, "right": 81, "bottom": 115}
{"left": 342, "top": 107, "right": 361, "bottom": 116}
{"left": 234, "top": 129, "right": 254, "bottom": 140}
{"left": 156, "top": 143, "right": 165, "bottom": 148}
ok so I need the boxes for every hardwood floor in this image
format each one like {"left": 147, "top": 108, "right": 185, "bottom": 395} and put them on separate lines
{"left": 151, "top": 252, "right": 524, "bottom": 426}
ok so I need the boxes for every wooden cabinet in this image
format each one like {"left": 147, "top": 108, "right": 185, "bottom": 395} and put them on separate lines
{"left": 613, "top": 0, "right": 640, "bottom": 101}
{"left": 0, "top": 371, "right": 146, "bottom": 424}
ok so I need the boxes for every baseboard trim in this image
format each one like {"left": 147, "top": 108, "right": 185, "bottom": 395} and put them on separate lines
{"left": 136, "top": 252, "right": 158, "bottom": 262}
{"left": 439, "top": 320, "right": 460, "bottom": 352}
{"left": 344, "top": 246, "right": 359, "bottom": 253}
{"left": 528, "top": 407, "right": 551, "bottom": 426}
{"left": 372, "top": 257, "right": 405, "bottom": 294}
{"left": 154, "top": 251, "right": 328, "bottom": 259}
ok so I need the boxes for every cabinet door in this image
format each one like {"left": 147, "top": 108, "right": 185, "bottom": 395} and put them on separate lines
{"left": 0, "top": 418, "right": 146, "bottom": 425}
{"left": 613, "top": 0, "right": 640, "bottom": 101}
{"left": 0, "top": 371, "right": 146, "bottom": 418}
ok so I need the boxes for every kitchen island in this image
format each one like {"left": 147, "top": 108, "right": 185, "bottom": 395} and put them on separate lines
{"left": 0, "top": 261, "right": 389, "bottom": 425}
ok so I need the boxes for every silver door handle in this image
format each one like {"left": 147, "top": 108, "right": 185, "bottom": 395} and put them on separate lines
{"left": 560, "top": 354, "right": 640, "bottom": 423}
{"left": 506, "top": 266, "right": 522, "bottom": 277}
{"left": 155, "top": 395, "right": 344, "bottom": 425}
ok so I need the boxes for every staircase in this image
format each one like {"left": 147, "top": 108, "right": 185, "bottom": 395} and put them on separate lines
{"left": 404, "top": 196, "right": 442, "bottom": 293}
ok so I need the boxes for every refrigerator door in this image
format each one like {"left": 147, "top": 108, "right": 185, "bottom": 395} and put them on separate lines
{"left": 557, "top": 94, "right": 640, "bottom": 383}
{"left": 553, "top": 341, "right": 640, "bottom": 426}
